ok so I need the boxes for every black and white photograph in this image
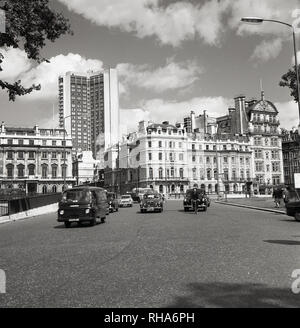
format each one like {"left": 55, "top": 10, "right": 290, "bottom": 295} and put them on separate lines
{"left": 0, "top": 0, "right": 300, "bottom": 312}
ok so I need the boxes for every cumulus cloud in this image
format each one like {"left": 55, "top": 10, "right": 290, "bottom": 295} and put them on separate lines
{"left": 0, "top": 49, "right": 104, "bottom": 100}
{"left": 250, "top": 38, "right": 283, "bottom": 63}
{"left": 275, "top": 100, "right": 299, "bottom": 130}
{"left": 0, "top": 47, "right": 32, "bottom": 80}
{"left": 20, "top": 53, "right": 103, "bottom": 100}
{"left": 117, "top": 58, "right": 202, "bottom": 93}
{"left": 121, "top": 96, "right": 233, "bottom": 132}
{"left": 58, "top": 0, "right": 229, "bottom": 46}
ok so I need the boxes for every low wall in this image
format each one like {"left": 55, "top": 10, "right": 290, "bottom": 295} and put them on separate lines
{"left": 0, "top": 203, "right": 58, "bottom": 225}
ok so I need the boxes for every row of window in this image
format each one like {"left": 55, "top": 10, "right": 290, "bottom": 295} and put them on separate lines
{"left": 255, "top": 161, "right": 281, "bottom": 172}
{"left": 254, "top": 150, "right": 280, "bottom": 160}
{"left": 6, "top": 151, "right": 68, "bottom": 160}
{"left": 147, "top": 167, "right": 252, "bottom": 181}
{"left": 6, "top": 164, "right": 67, "bottom": 179}
{"left": 147, "top": 140, "right": 250, "bottom": 152}
{"left": 5, "top": 139, "right": 66, "bottom": 147}
{"left": 254, "top": 137, "right": 279, "bottom": 146}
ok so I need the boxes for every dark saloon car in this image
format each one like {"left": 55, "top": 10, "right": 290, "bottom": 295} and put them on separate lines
{"left": 57, "top": 186, "right": 109, "bottom": 228}
{"left": 107, "top": 192, "right": 119, "bottom": 212}
{"left": 285, "top": 201, "right": 300, "bottom": 221}
{"left": 183, "top": 188, "right": 209, "bottom": 212}
{"left": 140, "top": 192, "right": 163, "bottom": 213}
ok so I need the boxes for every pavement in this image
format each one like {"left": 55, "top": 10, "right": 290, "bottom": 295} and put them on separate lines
{"left": 215, "top": 197, "right": 286, "bottom": 214}
{"left": 0, "top": 200, "right": 300, "bottom": 308}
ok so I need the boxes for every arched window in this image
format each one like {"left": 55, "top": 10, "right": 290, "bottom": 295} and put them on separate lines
{"left": 207, "top": 169, "right": 211, "bottom": 180}
{"left": 6, "top": 164, "right": 14, "bottom": 178}
{"left": 192, "top": 168, "right": 197, "bottom": 180}
{"left": 179, "top": 168, "right": 184, "bottom": 179}
{"left": 17, "top": 164, "right": 25, "bottom": 178}
{"left": 180, "top": 185, "right": 184, "bottom": 193}
{"left": 28, "top": 164, "right": 35, "bottom": 176}
{"left": 201, "top": 184, "right": 206, "bottom": 191}
{"left": 149, "top": 167, "right": 153, "bottom": 179}
{"left": 171, "top": 184, "right": 175, "bottom": 192}
{"left": 42, "top": 165, "right": 48, "bottom": 179}
{"left": 159, "top": 185, "right": 163, "bottom": 193}
{"left": 61, "top": 165, "right": 67, "bottom": 178}
{"left": 52, "top": 165, "right": 58, "bottom": 178}
{"left": 214, "top": 169, "right": 218, "bottom": 180}
{"left": 171, "top": 167, "right": 174, "bottom": 177}
{"left": 42, "top": 185, "right": 47, "bottom": 194}
{"left": 215, "top": 184, "right": 219, "bottom": 193}
{"left": 158, "top": 167, "right": 163, "bottom": 179}
{"left": 52, "top": 185, "right": 57, "bottom": 193}
{"left": 233, "top": 184, "right": 238, "bottom": 193}
{"left": 208, "top": 184, "right": 212, "bottom": 194}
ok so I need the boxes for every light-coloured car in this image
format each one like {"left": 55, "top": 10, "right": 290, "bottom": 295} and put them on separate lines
{"left": 119, "top": 195, "right": 133, "bottom": 207}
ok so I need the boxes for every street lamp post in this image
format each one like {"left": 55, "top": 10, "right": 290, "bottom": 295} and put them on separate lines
{"left": 62, "top": 115, "right": 71, "bottom": 191}
{"left": 241, "top": 17, "right": 300, "bottom": 129}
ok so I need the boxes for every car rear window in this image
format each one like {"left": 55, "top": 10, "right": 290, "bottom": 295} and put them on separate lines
{"left": 62, "top": 190, "right": 91, "bottom": 203}
{"left": 121, "top": 195, "right": 131, "bottom": 199}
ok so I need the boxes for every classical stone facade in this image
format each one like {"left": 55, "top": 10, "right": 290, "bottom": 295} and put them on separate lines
{"left": 103, "top": 92, "right": 284, "bottom": 195}
{"left": 282, "top": 128, "right": 300, "bottom": 186}
{"left": 0, "top": 122, "right": 75, "bottom": 194}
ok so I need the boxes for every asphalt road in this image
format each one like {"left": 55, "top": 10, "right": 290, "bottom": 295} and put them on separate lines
{"left": 0, "top": 200, "right": 300, "bottom": 308}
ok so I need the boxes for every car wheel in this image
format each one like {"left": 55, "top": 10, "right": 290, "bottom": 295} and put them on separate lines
{"left": 184, "top": 207, "right": 188, "bottom": 212}
{"left": 101, "top": 217, "right": 106, "bottom": 223}
{"left": 295, "top": 213, "right": 300, "bottom": 221}
{"left": 64, "top": 222, "right": 71, "bottom": 228}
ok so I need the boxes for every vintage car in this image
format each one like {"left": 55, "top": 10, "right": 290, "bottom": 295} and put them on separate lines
{"left": 140, "top": 192, "right": 163, "bottom": 213}
{"left": 285, "top": 200, "right": 300, "bottom": 221}
{"left": 107, "top": 192, "right": 119, "bottom": 212}
{"left": 183, "top": 188, "right": 209, "bottom": 212}
{"left": 119, "top": 194, "right": 133, "bottom": 207}
{"left": 57, "top": 186, "right": 109, "bottom": 228}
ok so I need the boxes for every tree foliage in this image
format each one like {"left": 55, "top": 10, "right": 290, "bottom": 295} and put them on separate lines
{"left": 0, "top": 0, "right": 72, "bottom": 100}
{"left": 279, "top": 65, "right": 300, "bottom": 103}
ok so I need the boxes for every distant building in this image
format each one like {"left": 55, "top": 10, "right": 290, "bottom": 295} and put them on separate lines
{"left": 282, "top": 128, "right": 300, "bottom": 186}
{"left": 58, "top": 69, "right": 120, "bottom": 161}
{"left": 72, "top": 151, "right": 99, "bottom": 186}
{"left": 0, "top": 122, "right": 75, "bottom": 194}
{"left": 103, "top": 92, "right": 284, "bottom": 195}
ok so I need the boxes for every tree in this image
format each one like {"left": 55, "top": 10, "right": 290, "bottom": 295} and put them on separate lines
{"left": 0, "top": 0, "right": 72, "bottom": 101}
{"left": 279, "top": 65, "right": 300, "bottom": 103}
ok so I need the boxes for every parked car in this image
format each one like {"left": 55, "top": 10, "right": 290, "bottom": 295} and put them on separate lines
{"left": 107, "top": 192, "right": 119, "bottom": 212}
{"left": 285, "top": 200, "right": 300, "bottom": 221}
{"left": 140, "top": 192, "right": 163, "bottom": 213}
{"left": 57, "top": 186, "right": 109, "bottom": 228}
{"left": 119, "top": 195, "right": 133, "bottom": 207}
{"left": 183, "top": 188, "right": 209, "bottom": 212}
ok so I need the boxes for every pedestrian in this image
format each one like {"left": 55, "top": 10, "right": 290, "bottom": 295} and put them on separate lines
{"left": 273, "top": 187, "right": 283, "bottom": 208}
{"left": 283, "top": 186, "right": 290, "bottom": 204}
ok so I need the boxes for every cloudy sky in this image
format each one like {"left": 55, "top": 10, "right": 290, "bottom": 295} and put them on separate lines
{"left": 0, "top": 0, "right": 299, "bottom": 132}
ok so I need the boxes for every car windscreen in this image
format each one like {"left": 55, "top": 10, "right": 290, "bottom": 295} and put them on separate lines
{"left": 186, "top": 189, "right": 205, "bottom": 197}
{"left": 121, "top": 196, "right": 131, "bottom": 199}
{"left": 144, "top": 194, "right": 159, "bottom": 199}
{"left": 62, "top": 190, "right": 91, "bottom": 203}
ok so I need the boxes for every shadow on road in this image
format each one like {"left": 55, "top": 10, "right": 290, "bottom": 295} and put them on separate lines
{"left": 166, "top": 282, "right": 299, "bottom": 308}
{"left": 264, "top": 240, "right": 300, "bottom": 246}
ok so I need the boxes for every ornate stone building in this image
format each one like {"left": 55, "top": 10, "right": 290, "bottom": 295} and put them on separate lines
{"left": 103, "top": 92, "right": 284, "bottom": 195}
{"left": 0, "top": 122, "right": 75, "bottom": 194}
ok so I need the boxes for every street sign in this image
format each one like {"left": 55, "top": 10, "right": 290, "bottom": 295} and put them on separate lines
{"left": 294, "top": 173, "right": 300, "bottom": 188}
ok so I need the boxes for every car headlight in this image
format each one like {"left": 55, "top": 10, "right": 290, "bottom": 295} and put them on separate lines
{"left": 85, "top": 209, "right": 90, "bottom": 214}
{"left": 59, "top": 210, "right": 64, "bottom": 215}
